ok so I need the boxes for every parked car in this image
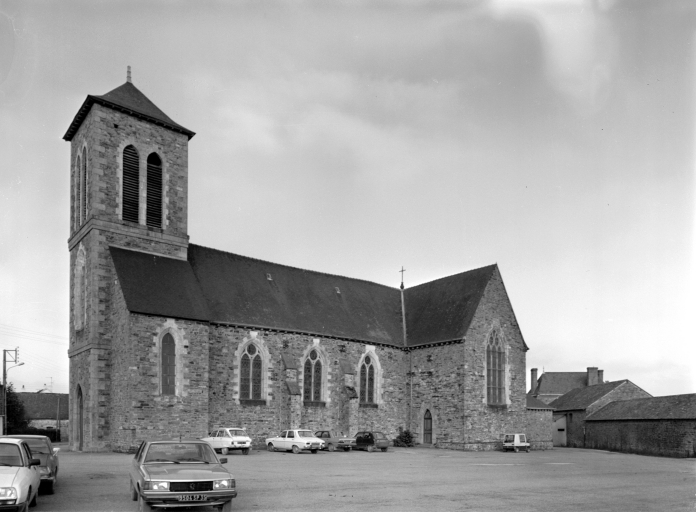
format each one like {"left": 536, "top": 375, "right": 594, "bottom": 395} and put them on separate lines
{"left": 201, "top": 428, "right": 252, "bottom": 455}
{"left": 265, "top": 430, "right": 325, "bottom": 454}
{"left": 0, "top": 438, "right": 41, "bottom": 510}
{"left": 0, "top": 435, "right": 59, "bottom": 493}
{"left": 313, "top": 430, "right": 356, "bottom": 452}
{"left": 502, "top": 433, "right": 530, "bottom": 453}
{"left": 354, "top": 431, "right": 390, "bottom": 452}
{"left": 129, "top": 440, "right": 237, "bottom": 512}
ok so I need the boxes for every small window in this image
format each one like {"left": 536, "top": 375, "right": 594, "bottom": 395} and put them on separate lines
{"left": 122, "top": 145, "right": 140, "bottom": 223}
{"left": 161, "top": 333, "right": 176, "bottom": 395}
{"left": 146, "top": 153, "right": 162, "bottom": 228}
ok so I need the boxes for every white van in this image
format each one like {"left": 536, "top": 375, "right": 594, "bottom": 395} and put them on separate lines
{"left": 502, "top": 433, "right": 530, "bottom": 452}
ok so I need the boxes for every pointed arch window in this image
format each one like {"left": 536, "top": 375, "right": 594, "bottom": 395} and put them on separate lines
{"left": 360, "top": 355, "right": 375, "bottom": 404}
{"left": 161, "top": 333, "right": 176, "bottom": 395}
{"left": 240, "top": 344, "right": 262, "bottom": 401}
{"left": 74, "top": 248, "right": 86, "bottom": 331}
{"left": 303, "top": 350, "right": 322, "bottom": 402}
{"left": 146, "top": 153, "right": 162, "bottom": 228}
{"left": 122, "top": 145, "right": 140, "bottom": 223}
{"left": 487, "top": 331, "right": 506, "bottom": 405}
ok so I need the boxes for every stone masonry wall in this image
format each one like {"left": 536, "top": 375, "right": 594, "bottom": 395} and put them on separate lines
{"left": 586, "top": 420, "right": 696, "bottom": 458}
{"left": 207, "top": 326, "right": 409, "bottom": 448}
{"left": 524, "top": 410, "right": 553, "bottom": 450}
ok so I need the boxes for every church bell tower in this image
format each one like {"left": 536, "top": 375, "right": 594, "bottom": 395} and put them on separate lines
{"left": 63, "top": 68, "right": 195, "bottom": 450}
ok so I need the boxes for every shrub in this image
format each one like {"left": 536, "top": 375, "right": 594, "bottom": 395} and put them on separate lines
{"left": 393, "top": 429, "right": 416, "bottom": 447}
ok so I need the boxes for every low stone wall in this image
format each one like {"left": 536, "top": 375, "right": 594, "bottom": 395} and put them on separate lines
{"left": 586, "top": 419, "right": 696, "bottom": 458}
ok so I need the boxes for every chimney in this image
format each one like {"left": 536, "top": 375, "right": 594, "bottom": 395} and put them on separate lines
{"left": 598, "top": 369, "right": 604, "bottom": 384}
{"left": 530, "top": 368, "right": 538, "bottom": 394}
{"left": 587, "top": 367, "right": 599, "bottom": 386}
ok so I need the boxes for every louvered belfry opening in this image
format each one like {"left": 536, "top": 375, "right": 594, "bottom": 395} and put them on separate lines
{"left": 146, "top": 153, "right": 163, "bottom": 228}
{"left": 122, "top": 145, "right": 140, "bottom": 223}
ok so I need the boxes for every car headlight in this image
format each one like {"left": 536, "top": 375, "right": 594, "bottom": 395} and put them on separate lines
{"left": 214, "top": 479, "right": 235, "bottom": 490}
{"left": 39, "top": 467, "right": 51, "bottom": 476}
{"left": 0, "top": 487, "right": 17, "bottom": 500}
{"left": 144, "top": 481, "right": 170, "bottom": 491}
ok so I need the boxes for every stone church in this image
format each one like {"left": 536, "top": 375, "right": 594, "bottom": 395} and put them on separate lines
{"left": 64, "top": 74, "right": 550, "bottom": 452}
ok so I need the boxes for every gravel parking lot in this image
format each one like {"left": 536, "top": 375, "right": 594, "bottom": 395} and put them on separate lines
{"left": 34, "top": 444, "right": 695, "bottom": 512}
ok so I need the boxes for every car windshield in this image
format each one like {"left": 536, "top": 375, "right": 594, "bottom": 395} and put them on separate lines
{"left": 297, "top": 431, "right": 315, "bottom": 438}
{"left": 0, "top": 444, "right": 22, "bottom": 466}
{"left": 504, "top": 435, "right": 514, "bottom": 443}
{"left": 228, "top": 430, "right": 247, "bottom": 437}
{"left": 144, "top": 443, "right": 218, "bottom": 464}
{"left": 23, "top": 439, "right": 50, "bottom": 454}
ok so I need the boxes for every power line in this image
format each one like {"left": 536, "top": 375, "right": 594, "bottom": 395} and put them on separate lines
{"left": 0, "top": 323, "right": 67, "bottom": 341}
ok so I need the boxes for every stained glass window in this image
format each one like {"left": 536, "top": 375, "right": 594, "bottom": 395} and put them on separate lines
{"left": 240, "top": 344, "right": 262, "bottom": 400}
{"left": 303, "top": 350, "right": 322, "bottom": 401}
{"left": 161, "top": 334, "right": 176, "bottom": 395}
{"left": 360, "top": 355, "right": 375, "bottom": 403}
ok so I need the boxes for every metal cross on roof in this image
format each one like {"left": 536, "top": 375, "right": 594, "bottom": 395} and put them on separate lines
{"left": 399, "top": 266, "right": 406, "bottom": 289}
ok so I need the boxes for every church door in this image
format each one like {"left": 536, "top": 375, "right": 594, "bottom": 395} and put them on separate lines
{"left": 77, "top": 385, "right": 84, "bottom": 451}
{"left": 423, "top": 409, "right": 432, "bottom": 444}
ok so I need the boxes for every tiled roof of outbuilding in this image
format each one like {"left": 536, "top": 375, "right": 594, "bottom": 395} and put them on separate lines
{"left": 548, "top": 380, "right": 627, "bottom": 411}
{"left": 404, "top": 265, "right": 496, "bottom": 347}
{"left": 534, "top": 372, "right": 588, "bottom": 396}
{"left": 110, "top": 244, "right": 501, "bottom": 348}
{"left": 17, "top": 393, "right": 69, "bottom": 420}
{"left": 63, "top": 81, "right": 195, "bottom": 141}
{"left": 526, "top": 394, "right": 554, "bottom": 410}
{"left": 586, "top": 394, "right": 696, "bottom": 421}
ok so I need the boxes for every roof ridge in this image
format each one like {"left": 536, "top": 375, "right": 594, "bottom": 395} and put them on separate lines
{"left": 405, "top": 264, "right": 497, "bottom": 291}
{"left": 189, "top": 243, "right": 401, "bottom": 291}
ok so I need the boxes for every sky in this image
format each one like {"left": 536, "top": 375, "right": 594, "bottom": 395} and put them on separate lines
{"left": 1, "top": 0, "right": 694, "bottom": 398}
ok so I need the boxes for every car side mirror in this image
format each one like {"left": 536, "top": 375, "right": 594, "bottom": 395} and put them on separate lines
{"left": 219, "top": 457, "right": 228, "bottom": 464}
{"left": 29, "top": 458, "right": 41, "bottom": 467}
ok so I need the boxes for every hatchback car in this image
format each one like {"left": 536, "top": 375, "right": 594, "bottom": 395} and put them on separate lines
{"left": 0, "top": 438, "right": 41, "bottom": 511}
{"left": 502, "top": 433, "right": 530, "bottom": 452}
{"left": 265, "top": 430, "right": 324, "bottom": 454}
{"left": 129, "top": 440, "right": 237, "bottom": 512}
{"left": 354, "top": 431, "right": 390, "bottom": 452}
{"left": 201, "top": 428, "right": 252, "bottom": 455}
{"left": 0, "top": 435, "right": 59, "bottom": 493}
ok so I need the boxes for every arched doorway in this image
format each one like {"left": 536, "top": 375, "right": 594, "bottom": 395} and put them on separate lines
{"left": 423, "top": 409, "right": 433, "bottom": 444}
{"left": 76, "top": 385, "right": 84, "bottom": 451}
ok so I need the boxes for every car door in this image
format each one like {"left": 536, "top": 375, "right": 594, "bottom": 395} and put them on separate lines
{"left": 285, "top": 431, "right": 296, "bottom": 450}
{"left": 211, "top": 430, "right": 223, "bottom": 451}
{"left": 21, "top": 443, "right": 40, "bottom": 497}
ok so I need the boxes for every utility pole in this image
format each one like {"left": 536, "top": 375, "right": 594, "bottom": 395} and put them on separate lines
{"left": 2, "top": 348, "right": 22, "bottom": 435}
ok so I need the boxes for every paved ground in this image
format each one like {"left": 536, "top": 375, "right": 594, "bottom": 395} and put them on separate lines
{"left": 33, "top": 444, "right": 696, "bottom": 511}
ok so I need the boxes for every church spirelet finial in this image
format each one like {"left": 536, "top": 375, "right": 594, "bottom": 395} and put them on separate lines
{"left": 399, "top": 266, "right": 406, "bottom": 290}
{"left": 127, "top": 66, "right": 132, "bottom": 83}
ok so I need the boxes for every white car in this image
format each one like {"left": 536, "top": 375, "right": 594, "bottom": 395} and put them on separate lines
{"left": 265, "top": 430, "right": 325, "bottom": 454}
{"left": 201, "top": 428, "right": 253, "bottom": 455}
{"left": 502, "top": 433, "right": 530, "bottom": 453}
{"left": 0, "top": 438, "right": 41, "bottom": 511}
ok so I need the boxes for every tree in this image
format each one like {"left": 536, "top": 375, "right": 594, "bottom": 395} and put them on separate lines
{"left": 5, "top": 383, "right": 29, "bottom": 434}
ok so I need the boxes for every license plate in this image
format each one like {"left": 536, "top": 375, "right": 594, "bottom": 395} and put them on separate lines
{"left": 177, "top": 495, "right": 207, "bottom": 501}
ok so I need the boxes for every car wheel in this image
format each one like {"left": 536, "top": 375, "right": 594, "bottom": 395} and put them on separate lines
{"left": 327, "top": 443, "right": 335, "bottom": 452}
{"left": 381, "top": 447, "right": 388, "bottom": 452}
{"left": 514, "top": 447, "right": 519, "bottom": 453}
{"left": 130, "top": 479, "right": 138, "bottom": 501}
{"left": 267, "top": 443, "right": 275, "bottom": 452}
{"left": 221, "top": 447, "right": 229, "bottom": 455}
{"left": 292, "top": 445, "right": 301, "bottom": 454}
{"left": 526, "top": 447, "right": 530, "bottom": 453}
{"left": 242, "top": 448, "right": 250, "bottom": 455}
{"left": 28, "top": 487, "right": 37, "bottom": 508}
{"left": 367, "top": 445, "right": 374, "bottom": 453}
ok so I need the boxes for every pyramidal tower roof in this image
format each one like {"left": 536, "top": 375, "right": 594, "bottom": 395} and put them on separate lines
{"left": 63, "top": 69, "right": 195, "bottom": 141}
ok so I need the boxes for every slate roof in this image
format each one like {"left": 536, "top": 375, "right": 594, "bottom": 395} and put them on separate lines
{"left": 17, "top": 393, "right": 69, "bottom": 420}
{"left": 534, "top": 372, "right": 588, "bottom": 396}
{"left": 548, "top": 380, "right": 627, "bottom": 411}
{"left": 63, "top": 81, "right": 195, "bottom": 141}
{"left": 586, "top": 394, "right": 696, "bottom": 421}
{"left": 110, "top": 244, "right": 500, "bottom": 348}
{"left": 526, "top": 394, "right": 554, "bottom": 410}
{"left": 404, "top": 265, "right": 496, "bottom": 346}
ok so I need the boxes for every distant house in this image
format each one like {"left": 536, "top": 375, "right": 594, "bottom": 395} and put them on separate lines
{"left": 586, "top": 394, "right": 696, "bottom": 458}
{"left": 529, "top": 367, "right": 606, "bottom": 404}
{"left": 548, "top": 380, "right": 650, "bottom": 447}
{"left": 17, "top": 393, "right": 69, "bottom": 440}
{"left": 525, "top": 395, "right": 554, "bottom": 449}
